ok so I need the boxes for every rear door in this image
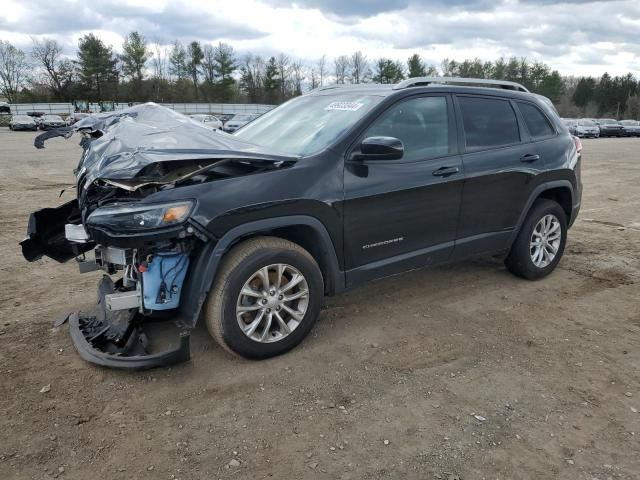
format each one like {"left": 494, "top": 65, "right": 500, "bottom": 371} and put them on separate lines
{"left": 452, "top": 95, "right": 548, "bottom": 259}
{"left": 343, "top": 94, "right": 463, "bottom": 285}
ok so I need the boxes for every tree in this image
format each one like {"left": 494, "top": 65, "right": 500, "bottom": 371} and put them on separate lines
{"left": 372, "top": 58, "right": 404, "bottom": 84}
{"left": 317, "top": 55, "right": 327, "bottom": 87}
{"left": 572, "top": 77, "right": 596, "bottom": 111}
{"left": 538, "top": 70, "right": 565, "bottom": 103}
{"left": 263, "top": 56, "right": 280, "bottom": 103}
{"left": 120, "top": 31, "right": 151, "bottom": 84}
{"left": 0, "top": 41, "right": 29, "bottom": 103}
{"left": 30, "top": 38, "right": 75, "bottom": 101}
{"left": 169, "top": 41, "right": 187, "bottom": 80}
{"left": 239, "top": 54, "right": 265, "bottom": 103}
{"left": 350, "top": 51, "right": 368, "bottom": 84}
{"left": 186, "top": 41, "right": 204, "bottom": 97}
{"left": 334, "top": 55, "right": 349, "bottom": 84}
{"left": 291, "top": 60, "right": 304, "bottom": 96}
{"left": 76, "top": 34, "right": 118, "bottom": 101}
{"left": 213, "top": 42, "right": 237, "bottom": 101}
{"left": 276, "top": 53, "right": 291, "bottom": 100}
{"left": 407, "top": 53, "right": 426, "bottom": 78}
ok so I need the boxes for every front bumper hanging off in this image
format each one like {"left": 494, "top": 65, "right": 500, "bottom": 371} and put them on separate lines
{"left": 69, "top": 276, "right": 191, "bottom": 369}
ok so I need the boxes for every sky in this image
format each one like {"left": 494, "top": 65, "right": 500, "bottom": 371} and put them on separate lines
{"left": 1, "top": 0, "right": 639, "bottom": 77}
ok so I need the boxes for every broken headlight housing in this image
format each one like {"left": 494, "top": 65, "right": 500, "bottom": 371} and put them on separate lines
{"left": 87, "top": 201, "right": 194, "bottom": 233}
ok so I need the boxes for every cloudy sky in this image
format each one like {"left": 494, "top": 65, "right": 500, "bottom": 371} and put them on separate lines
{"left": 1, "top": 0, "right": 639, "bottom": 76}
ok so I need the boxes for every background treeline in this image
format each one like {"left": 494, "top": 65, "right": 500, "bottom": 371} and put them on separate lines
{"left": 1, "top": 32, "right": 639, "bottom": 118}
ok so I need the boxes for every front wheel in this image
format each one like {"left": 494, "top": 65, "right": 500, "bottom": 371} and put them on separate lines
{"left": 204, "top": 237, "right": 323, "bottom": 359}
{"left": 505, "top": 199, "right": 567, "bottom": 280}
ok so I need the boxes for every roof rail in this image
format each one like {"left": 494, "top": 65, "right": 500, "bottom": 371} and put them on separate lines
{"left": 393, "top": 77, "right": 529, "bottom": 93}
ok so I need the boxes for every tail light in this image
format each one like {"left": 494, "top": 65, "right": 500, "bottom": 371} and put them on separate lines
{"left": 573, "top": 135, "right": 583, "bottom": 154}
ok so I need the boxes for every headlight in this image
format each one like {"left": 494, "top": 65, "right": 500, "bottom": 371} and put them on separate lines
{"left": 87, "top": 201, "right": 194, "bottom": 232}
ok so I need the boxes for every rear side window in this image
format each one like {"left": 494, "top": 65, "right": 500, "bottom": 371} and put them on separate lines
{"left": 517, "top": 102, "right": 555, "bottom": 139}
{"left": 458, "top": 96, "right": 520, "bottom": 151}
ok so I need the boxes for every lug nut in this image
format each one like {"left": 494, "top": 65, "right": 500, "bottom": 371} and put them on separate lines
{"left": 266, "top": 308, "right": 271, "bottom": 313}
{"left": 276, "top": 306, "right": 281, "bottom": 311}
{"left": 270, "top": 290, "right": 276, "bottom": 296}
{"left": 261, "top": 299, "right": 267, "bottom": 305}
{"left": 278, "top": 295, "right": 283, "bottom": 300}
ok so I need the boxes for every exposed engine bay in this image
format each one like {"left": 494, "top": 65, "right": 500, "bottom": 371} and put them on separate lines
{"left": 20, "top": 103, "right": 297, "bottom": 368}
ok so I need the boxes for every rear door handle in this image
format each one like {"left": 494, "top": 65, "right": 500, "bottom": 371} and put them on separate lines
{"left": 432, "top": 166, "right": 459, "bottom": 177}
{"left": 520, "top": 154, "right": 540, "bottom": 163}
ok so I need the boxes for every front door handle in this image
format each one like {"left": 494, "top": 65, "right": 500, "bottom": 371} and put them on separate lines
{"left": 432, "top": 166, "right": 459, "bottom": 177}
{"left": 520, "top": 154, "right": 540, "bottom": 163}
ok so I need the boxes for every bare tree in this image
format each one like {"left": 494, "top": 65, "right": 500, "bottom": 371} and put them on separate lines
{"left": 0, "top": 41, "right": 29, "bottom": 103}
{"left": 334, "top": 55, "right": 349, "bottom": 84}
{"left": 291, "top": 60, "right": 304, "bottom": 96}
{"left": 30, "top": 38, "right": 75, "bottom": 100}
{"left": 350, "top": 51, "right": 368, "bottom": 84}
{"left": 317, "top": 55, "right": 327, "bottom": 87}
{"left": 201, "top": 44, "right": 216, "bottom": 84}
{"left": 276, "top": 53, "right": 291, "bottom": 99}
{"left": 239, "top": 54, "right": 265, "bottom": 103}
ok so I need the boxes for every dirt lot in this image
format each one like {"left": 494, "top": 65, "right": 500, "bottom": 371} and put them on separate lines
{"left": 1, "top": 129, "right": 639, "bottom": 480}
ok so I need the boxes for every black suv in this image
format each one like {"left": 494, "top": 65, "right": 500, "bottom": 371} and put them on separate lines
{"left": 22, "top": 78, "right": 582, "bottom": 368}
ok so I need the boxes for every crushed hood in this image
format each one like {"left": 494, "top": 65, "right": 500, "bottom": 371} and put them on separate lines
{"left": 34, "top": 102, "right": 297, "bottom": 190}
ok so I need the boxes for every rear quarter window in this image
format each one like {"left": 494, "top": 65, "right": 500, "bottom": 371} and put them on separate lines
{"left": 517, "top": 102, "right": 555, "bottom": 139}
{"left": 458, "top": 96, "right": 520, "bottom": 152}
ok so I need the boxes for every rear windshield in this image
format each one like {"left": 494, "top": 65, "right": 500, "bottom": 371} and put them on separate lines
{"left": 578, "top": 120, "right": 596, "bottom": 126}
{"left": 234, "top": 94, "right": 384, "bottom": 155}
{"left": 599, "top": 119, "right": 617, "bottom": 124}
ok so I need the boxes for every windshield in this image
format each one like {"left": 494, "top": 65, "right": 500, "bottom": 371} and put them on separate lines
{"left": 600, "top": 119, "right": 617, "bottom": 124}
{"left": 13, "top": 115, "right": 32, "bottom": 121}
{"left": 578, "top": 120, "right": 596, "bottom": 126}
{"left": 621, "top": 120, "right": 638, "bottom": 125}
{"left": 44, "top": 115, "right": 63, "bottom": 121}
{"left": 234, "top": 94, "right": 384, "bottom": 155}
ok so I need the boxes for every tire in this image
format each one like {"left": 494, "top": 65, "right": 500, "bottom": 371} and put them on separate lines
{"left": 203, "top": 236, "right": 324, "bottom": 359}
{"left": 505, "top": 199, "right": 567, "bottom": 280}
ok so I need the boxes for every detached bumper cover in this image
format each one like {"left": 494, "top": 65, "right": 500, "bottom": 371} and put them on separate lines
{"left": 69, "top": 275, "right": 191, "bottom": 369}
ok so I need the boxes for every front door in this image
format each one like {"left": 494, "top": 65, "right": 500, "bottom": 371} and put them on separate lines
{"left": 343, "top": 94, "right": 464, "bottom": 286}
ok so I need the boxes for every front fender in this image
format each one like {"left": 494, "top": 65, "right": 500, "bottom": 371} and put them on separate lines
{"left": 176, "top": 215, "right": 343, "bottom": 329}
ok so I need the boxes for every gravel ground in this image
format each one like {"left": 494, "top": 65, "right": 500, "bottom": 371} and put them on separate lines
{"left": 1, "top": 129, "right": 639, "bottom": 480}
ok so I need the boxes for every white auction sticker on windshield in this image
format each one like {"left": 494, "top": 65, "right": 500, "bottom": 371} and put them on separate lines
{"left": 325, "top": 101, "right": 364, "bottom": 112}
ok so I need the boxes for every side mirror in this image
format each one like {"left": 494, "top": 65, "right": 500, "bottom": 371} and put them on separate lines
{"left": 357, "top": 136, "right": 404, "bottom": 161}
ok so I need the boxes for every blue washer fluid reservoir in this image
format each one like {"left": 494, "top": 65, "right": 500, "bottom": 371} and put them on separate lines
{"left": 142, "top": 252, "right": 190, "bottom": 310}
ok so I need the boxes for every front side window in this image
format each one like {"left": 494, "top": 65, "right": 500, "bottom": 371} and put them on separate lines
{"left": 458, "top": 96, "right": 520, "bottom": 151}
{"left": 363, "top": 96, "right": 449, "bottom": 162}
{"left": 234, "top": 94, "right": 384, "bottom": 156}
{"left": 517, "top": 102, "right": 555, "bottom": 139}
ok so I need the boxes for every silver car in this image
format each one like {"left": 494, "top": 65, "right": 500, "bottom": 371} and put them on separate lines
{"left": 189, "top": 114, "right": 223, "bottom": 131}
{"left": 9, "top": 114, "right": 38, "bottom": 131}
{"left": 620, "top": 120, "right": 640, "bottom": 137}
{"left": 573, "top": 119, "right": 600, "bottom": 138}
{"left": 223, "top": 113, "right": 260, "bottom": 133}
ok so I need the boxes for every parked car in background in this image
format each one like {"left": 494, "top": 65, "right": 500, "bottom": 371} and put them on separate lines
{"left": 596, "top": 119, "right": 625, "bottom": 137}
{"left": 620, "top": 120, "right": 640, "bottom": 137}
{"left": 189, "top": 114, "right": 223, "bottom": 130}
{"left": 573, "top": 119, "right": 600, "bottom": 138}
{"left": 0, "top": 102, "right": 10, "bottom": 114}
{"left": 66, "top": 112, "right": 90, "bottom": 126}
{"left": 39, "top": 114, "right": 66, "bottom": 130}
{"left": 9, "top": 114, "right": 38, "bottom": 131}
{"left": 223, "top": 113, "right": 261, "bottom": 132}
{"left": 27, "top": 111, "right": 46, "bottom": 126}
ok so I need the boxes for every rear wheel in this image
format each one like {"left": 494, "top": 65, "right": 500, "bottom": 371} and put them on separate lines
{"left": 204, "top": 237, "right": 323, "bottom": 359}
{"left": 505, "top": 199, "right": 567, "bottom": 280}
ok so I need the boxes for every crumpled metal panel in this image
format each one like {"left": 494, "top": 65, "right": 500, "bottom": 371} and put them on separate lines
{"left": 34, "top": 102, "right": 297, "bottom": 189}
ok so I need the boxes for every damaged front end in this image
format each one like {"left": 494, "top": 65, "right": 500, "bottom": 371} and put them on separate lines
{"left": 21, "top": 103, "right": 297, "bottom": 369}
